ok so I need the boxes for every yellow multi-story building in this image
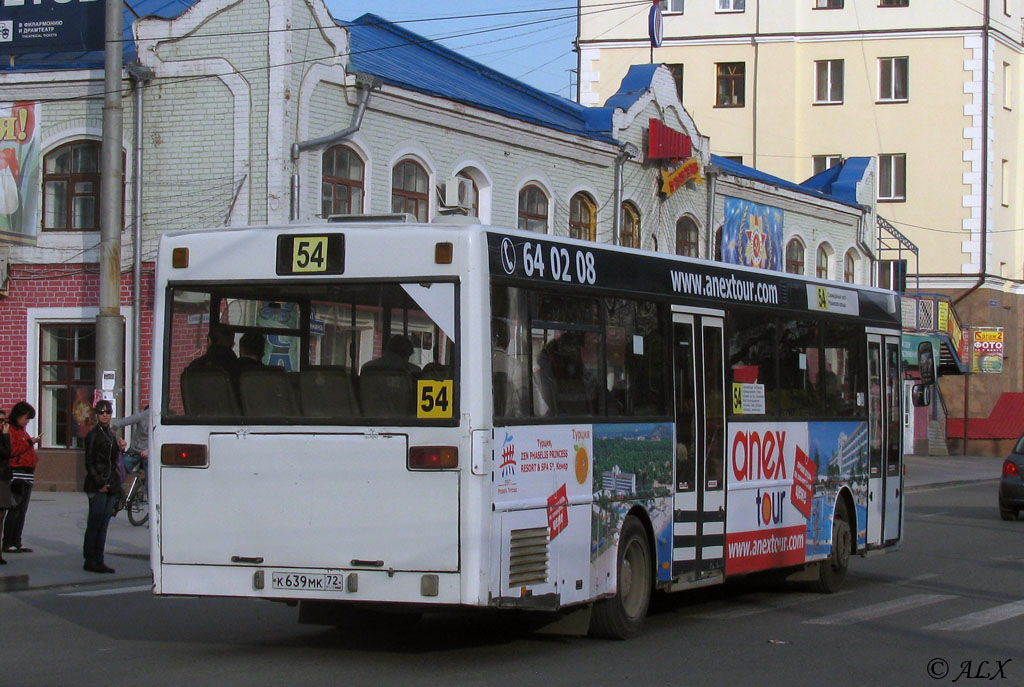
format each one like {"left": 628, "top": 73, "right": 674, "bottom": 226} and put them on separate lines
{"left": 578, "top": 0, "right": 1024, "bottom": 453}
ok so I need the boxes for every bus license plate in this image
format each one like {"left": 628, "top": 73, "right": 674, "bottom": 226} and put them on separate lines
{"left": 271, "top": 572, "right": 346, "bottom": 591}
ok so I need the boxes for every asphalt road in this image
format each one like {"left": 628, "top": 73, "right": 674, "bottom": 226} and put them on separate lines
{"left": 3, "top": 480, "right": 1022, "bottom": 687}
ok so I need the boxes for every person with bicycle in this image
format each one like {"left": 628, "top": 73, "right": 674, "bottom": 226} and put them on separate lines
{"left": 111, "top": 405, "right": 149, "bottom": 477}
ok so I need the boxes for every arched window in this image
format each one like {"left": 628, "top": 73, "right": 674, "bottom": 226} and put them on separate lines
{"left": 43, "top": 140, "right": 110, "bottom": 231}
{"left": 844, "top": 249, "right": 857, "bottom": 283}
{"left": 322, "top": 145, "right": 364, "bottom": 217}
{"left": 518, "top": 184, "right": 548, "bottom": 233}
{"left": 785, "top": 238, "right": 805, "bottom": 275}
{"left": 391, "top": 159, "right": 429, "bottom": 222}
{"left": 676, "top": 216, "right": 699, "bottom": 256}
{"left": 569, "top": 192, "right": 596, "bottom": 241}
{"left": 620, "top": 201, "right": 640, "bottom": 248}
{"left": 456, "top": 170, "right": 479, "bottom": 217}
{"left": 816, "top": 243, "right": 832, "bottom": 279}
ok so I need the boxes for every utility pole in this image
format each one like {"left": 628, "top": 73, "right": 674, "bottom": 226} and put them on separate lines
{"left": 98, "top": 0, "right": 125, "bottom": 414}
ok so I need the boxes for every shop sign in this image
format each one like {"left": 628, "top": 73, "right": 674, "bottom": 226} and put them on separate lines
{"left": 971, "top": 328, "right": 1003, "bottom": 374}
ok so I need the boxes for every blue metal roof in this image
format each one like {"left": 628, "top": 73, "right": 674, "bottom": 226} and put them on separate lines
{"left": 342, "top": 13, "right": 616, "bottom": 144}
{"left": 711, "top": 154, "right": 864, "bottom": 210}
{"left": 1, "top": 1, "right": 193, "bottom": 72}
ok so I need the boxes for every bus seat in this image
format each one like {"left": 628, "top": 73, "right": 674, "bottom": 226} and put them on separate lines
{"left": 299, "top": 367, "right": 359, "bottom": 418}
{"left": 359, "top": 368, "right": 415, "bottom": 418}
{"left": 181, "top": 367, "right": 238, "bottom": 416}
{"left": 555, "top": 378, "right": 591, "bottom": 415}
{"left": 239, "top": 368, "right": 299, "bottom": 417}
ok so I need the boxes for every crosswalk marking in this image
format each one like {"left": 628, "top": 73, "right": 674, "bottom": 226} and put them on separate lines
{"left": 692, "top": 590, "right": 853, "bottom": 620}
{"left": 924, "top": 600, "right": 1024, "bottom": 631}
{"left": 60, "top": 584, "right": 152, "bottom": 597}
{"left": 805, "top": 593, "right": 955, "bottom": 626}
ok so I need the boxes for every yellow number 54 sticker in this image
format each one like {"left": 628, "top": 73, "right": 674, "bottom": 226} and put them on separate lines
{"left": 292, "top": 236, "right": 328, "bottom": 273}
{"left": 417, "top": 380, "right": 454, "bottom": 419}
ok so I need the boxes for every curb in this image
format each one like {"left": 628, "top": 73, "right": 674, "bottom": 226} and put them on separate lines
{"left": 0, "top": 573, "right": 30, "bottom": 592}
{"left": 0, "top": 573, "right": 151, "bottom": 594}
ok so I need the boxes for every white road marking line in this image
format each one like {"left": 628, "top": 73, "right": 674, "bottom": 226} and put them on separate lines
{"left": 60, "top": 584, "right": 152, "bottom": 597}
{"left": 924, "top": 600, "right": 1024, "bottom": 631}
{"left": 805, "top": 593, "right": 955, "bottom": 625}
{"left": 693, "top": 590, "right": 853, "bottom": 620}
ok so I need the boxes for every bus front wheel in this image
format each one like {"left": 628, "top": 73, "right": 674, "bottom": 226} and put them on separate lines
{"left": 589, "top": 516, "right": 652, "bottom": 639}
{"left": 816, "top": 503, "right": 851, "bottom": 594}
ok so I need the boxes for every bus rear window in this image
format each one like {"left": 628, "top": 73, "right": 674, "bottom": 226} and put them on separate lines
{"left": 164, "top": 281, "right": 457, "bottom": 424}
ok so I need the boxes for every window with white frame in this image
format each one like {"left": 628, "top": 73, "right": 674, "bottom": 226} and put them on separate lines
{"left": 878, "top": 57, "right": 908, "bottom": 102}
{"left": 815, "top": 59, "right": 844, "bottom": 104}
{"left": 717, "top": 0, "right": 745, "bottom": 11}
{"left": 518, "top": 185, "right": 549, "bottom": 233}
{"left": 785, "top": 239, "right": 805, "bottom": 275}
{"left": 716, "top": 62, "right": 745, "bottom": 107}
{"left": 816, "top": 243, "right": 832, "bottom": 280}
{"left": 39, "top": 323, "right": 96, "bottom": 449}
{"left": 844, "top": 250, "right": 857, "bottom": 283}
{"left": 813, "top": 155, "right": 842, "bottom": 176}
{"left": 660, "top": 0, "right": 684, "bottom": 13}
{"left": 391, "top": 159, "right": 430, "bottom": 222}
{"left": 878, "top": 153, "right": 906, "bottom": 201}
{"left": 321, "top": 145, "right": 364, "bottom": 217}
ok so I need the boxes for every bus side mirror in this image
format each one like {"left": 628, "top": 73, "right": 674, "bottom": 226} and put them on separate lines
{"left": 917, "top": 341, "right": 936, "bottom": 386}
{"left": 911, "top": 384, "right": 932, "bottom": 407}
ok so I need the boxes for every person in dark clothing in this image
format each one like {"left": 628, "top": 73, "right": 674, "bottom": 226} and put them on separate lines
{"left": 186, "top": 323, "right": 238, "bottom": 372}
{"left": 361, "top": 334, "right": 420, "bottom": 375}
{"left": 235, "top": 332, "right": 267, "bottom": 374}
{"left": 3, "top": 401, "right": 40, "bottom": 554}
{"left": 0, "top": 408, "right": 14, "bottom": 565}
{"left": 82, "top": 400, "right": 124, "bottom": 574}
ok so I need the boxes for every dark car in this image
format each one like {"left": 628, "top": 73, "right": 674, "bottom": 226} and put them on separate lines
{"left": 998, "top": 433, "right": 1024, "bottom": 521}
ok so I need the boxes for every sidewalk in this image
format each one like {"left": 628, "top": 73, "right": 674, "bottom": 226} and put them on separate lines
{"left": 0, "top": 491, "right": 151, "bottom": 592}
{"left": 0, "top": 454, "right": 1004, "bottom": 593}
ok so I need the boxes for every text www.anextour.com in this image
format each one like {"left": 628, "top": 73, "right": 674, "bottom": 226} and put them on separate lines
{"left": 670, "top": 270, "right": 780, "bottom": 305}
{"left": 728, "top": 532, "right": 804, "bottom": 559}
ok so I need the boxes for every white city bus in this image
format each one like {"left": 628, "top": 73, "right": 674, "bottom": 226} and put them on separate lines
{"left": 150, "top": 216, "right": 908, "bottom": 638}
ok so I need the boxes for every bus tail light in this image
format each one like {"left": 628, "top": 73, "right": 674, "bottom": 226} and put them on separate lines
{"left": 1003, "top": 460, "right": 1020, "bottom": 477}
{"left": 409, "top": 446, "right": 458, "bottom": 470}
{"left": 162, "top": 443, "right": 208, "bottom": 467}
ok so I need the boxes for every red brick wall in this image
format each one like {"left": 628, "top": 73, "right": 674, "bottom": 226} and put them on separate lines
{"left": 0, "top": 261, "right": 155, "bottom": 421}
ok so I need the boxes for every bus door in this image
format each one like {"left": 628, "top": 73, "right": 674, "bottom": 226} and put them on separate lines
{"left": 866, "top": 333, "right": 903, "bottom": 546}
{"left": 671, "top": 311, "right": 726, "bottom": 580}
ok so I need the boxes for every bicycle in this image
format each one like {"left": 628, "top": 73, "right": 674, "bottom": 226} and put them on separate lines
{"left": 120, "top": 464, "right": 149, "bottom": 527}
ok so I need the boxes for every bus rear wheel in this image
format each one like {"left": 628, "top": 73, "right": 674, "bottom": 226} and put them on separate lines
{"left": 816, "top": 502, "right": 851, "bottom": 594}
{"left": 589, "top": 516, "right": 652, "bottom": 639}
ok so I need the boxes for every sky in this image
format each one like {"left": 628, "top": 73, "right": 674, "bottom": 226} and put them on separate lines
{"left": 324, "top": 1, "right": 583, "bottom": 98}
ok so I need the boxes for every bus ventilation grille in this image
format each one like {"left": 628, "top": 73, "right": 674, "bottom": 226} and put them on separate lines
{"left": 508, "top": 526, "right": 549, "bottom": 587}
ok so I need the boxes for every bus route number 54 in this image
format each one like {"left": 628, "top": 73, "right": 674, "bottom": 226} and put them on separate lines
{"left": 522, "top": 241, "right": 596, "bottom": 285}
{"left": 417, "top": 379, "right": 454, "bottom": 419}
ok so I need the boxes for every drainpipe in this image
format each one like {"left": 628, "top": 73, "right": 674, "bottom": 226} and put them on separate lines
{"left": 612, "top": 142, "right": 638, "bottom": 246}
{"left": 704, "top": 164, "right": 721, "bottom": 259}
{"left": 955, "top": 5, "right": 990, "bottom": 455}
{"left": 290, "top": 74, "right": 378, "bottom": 220}
{"left": 126, "top": 63, "right": 153, "bottom": 413}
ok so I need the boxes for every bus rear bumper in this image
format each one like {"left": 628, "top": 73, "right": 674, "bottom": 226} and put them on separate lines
{"left": 155, "top": 564, "right": 464, "bottom": 605}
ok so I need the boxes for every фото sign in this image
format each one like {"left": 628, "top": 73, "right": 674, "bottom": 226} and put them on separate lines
{"left": 971, "top": 328, "right": 1003, "bottom": 374}
{"left": 0, "top": 0, "right": 104, "bottom": 55}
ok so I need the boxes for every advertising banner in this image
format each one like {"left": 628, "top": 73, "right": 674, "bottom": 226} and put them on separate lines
{"left": 0, "top": 0, "right": 104, "bottom": 55}
{"left": 726, "top": 420, "right": 869, "bottom": 574}
{"left": 971, "top": 328, "right": 1004, "bottom": 374}
{"left": 0, "top": 101, "right": 40, "bottom": 239}
{"left": 720, "top": 197, "right": 783, "bottom": 271}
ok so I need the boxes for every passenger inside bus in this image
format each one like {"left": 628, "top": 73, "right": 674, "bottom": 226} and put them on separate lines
{"left": 360, "top": 334, "right": 420, "bottom": 417}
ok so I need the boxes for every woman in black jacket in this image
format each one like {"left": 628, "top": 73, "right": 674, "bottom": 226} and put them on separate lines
{"left": 82, "top": 400, "right": 124, "bottom": 574}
